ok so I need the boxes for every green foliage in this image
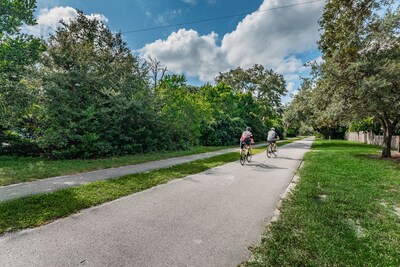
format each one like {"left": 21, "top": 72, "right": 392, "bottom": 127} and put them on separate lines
{"left": 0, "top": 0, "right": 45, "bottom": 129}
{"left": 215, "top": 64, "right": 287, "bottom": 115}
{"left": 198, "top": 83, "right": 243, "bottom": 145}
{"left": 214, "top": 65, "right": 287, "bottom": 142}
{"left": 282, "top": 79, "right": 318, "bottom": 136}
{"left": 349, "top": 117, "right": 383, "bottom": 135}
{"left": 0, "top": 0, "right": 36, "bottom": 34}
{"left": 37, "top": 12, "right": 151, "bottom": 158}
{"left": 298, "top": 123, "right": 314, "bottom": 136}
{"left": 0, "top": 129, "right": 41, "bottom": 156}
{"left": 0, "top": 7, "right": 288, "bottom": 158}
{"left": 291, "top": 1, "right": 400, "bottom": 156}
{"left": 285, "top": 128, "right": 298, "bottom": 137}
{"left": 317, "top": 126, "right": 347, "bottom": 139}
{"left": 154, "top": 75, "right": 206, "bottom": 150}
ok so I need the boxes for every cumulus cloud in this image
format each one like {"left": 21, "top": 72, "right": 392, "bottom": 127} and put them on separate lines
{"left": 24, "top": 6, "right": 108, "bottom": 37}
{"left": 140, "top": 0, "right": 324, "bottom": 82}
{"left": 142, "top": 29, "right": 228, "bottom": 81}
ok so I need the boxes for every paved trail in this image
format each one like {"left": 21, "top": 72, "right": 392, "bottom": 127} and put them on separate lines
{"left": 0, "top": 144, "right": 271, "bottom": 202}
{"left": 0, "top": 138, "right": 313, "bottom": 267}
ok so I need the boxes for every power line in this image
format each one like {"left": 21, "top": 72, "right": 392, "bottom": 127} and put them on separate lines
{"left": 121, "top": 0, "right": 324, "bottom": 34}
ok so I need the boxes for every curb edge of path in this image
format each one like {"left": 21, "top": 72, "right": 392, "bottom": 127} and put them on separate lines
{"left": 270, "top": 160, "right": 304, "bottom": 223}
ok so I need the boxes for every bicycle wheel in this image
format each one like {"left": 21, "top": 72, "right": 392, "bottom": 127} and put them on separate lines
{"left": 240, "top": 150, "right": 246, "bottom": 165}
{"left": 247, "top": 151, "right": 252, "bottom": 163}
{"left": 272, "top": 147, "right": 278, "bottom": 157}
{"left": 266, "top": 145, "right": 272, "bottom": 158}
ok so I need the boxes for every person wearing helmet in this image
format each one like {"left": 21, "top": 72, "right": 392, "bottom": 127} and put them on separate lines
{"left": 267, "top": 127, "right": 279, "bottom": 152}
{"left": 240, "top": 127, "right": 254, "bottom": 155}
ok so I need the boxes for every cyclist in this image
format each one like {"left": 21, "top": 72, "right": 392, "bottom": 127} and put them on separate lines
{"left": 267, "top": 127, "right": 279, "bottom": 152}
{"left": 240, "top": 127, "right": 254, "bottom": 155}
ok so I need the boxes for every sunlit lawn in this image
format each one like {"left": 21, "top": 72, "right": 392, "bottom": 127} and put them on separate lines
{"left": 244, "top": 140, "right": 400, "bottom": 266}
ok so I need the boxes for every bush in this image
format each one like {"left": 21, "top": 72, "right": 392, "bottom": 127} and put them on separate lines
{"left": 200, "top": 117, "right": 245, "bottom": 146}
{"left": 0, "top": 130, "right": 41, "bottom": 156}
{"left": 285, "top": 128, "right": 298, "bottom": 137}
{"left": 318, "top": 126, "right": 347, "bottom": 139}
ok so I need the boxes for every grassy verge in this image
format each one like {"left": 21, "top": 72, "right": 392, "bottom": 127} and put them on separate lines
{"left": 243, "top": 140, "right": 400, "bottom": 266}
{"left": 0, "top": 140, "right": 299, "bottom": 235}
{"left": 0, "top": 139, "right": 300, "bottom": 186}
{"left": 0, "top": 146, "right": 235, "bottom": 186}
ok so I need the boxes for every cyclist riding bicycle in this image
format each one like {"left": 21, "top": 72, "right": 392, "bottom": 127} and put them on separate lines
{"left": 267, "top": 127, "right": 279, "bottom": 152}
{"left": 240, "top": 127, "right": 254, "bottom": 155}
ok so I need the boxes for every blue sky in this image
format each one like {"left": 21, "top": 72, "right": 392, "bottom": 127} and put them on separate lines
{"left": 32, "top": 0, "right": 325, "bottom": 102}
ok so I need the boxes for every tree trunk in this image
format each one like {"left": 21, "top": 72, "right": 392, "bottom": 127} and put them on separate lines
{"left": 381, "top": 120, "right": 395, "bottom": 158}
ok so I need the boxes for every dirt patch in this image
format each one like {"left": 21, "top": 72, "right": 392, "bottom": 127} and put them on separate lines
{"left": 362, "top": 152, "right": 400, "bottom": 162}
{"left": 391, "top": 152, "right": 400, "bottom": 161}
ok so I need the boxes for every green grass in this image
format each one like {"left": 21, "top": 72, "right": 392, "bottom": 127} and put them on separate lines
{"left": 243, "top": 140, "right": 400, "bottom": 266}
{"left": 0, "top": 146, "right": 235, "bottom": 186}
{"left": 0, "top": 139, "right": 300, "bottom": 235}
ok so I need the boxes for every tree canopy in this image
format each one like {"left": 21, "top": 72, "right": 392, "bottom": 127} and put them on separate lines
{"left": 0, "top": 0, "right": 44, "bottom": 129}
{"left": 284, "top": 0, "right": 399, "bottom": 157}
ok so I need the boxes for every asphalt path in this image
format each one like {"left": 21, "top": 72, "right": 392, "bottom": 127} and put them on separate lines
{"left": 0, "top": 138, "right": 313, "bottom": 267}
{"left": 0, "top": 143, "right": 271, "bottom": 202}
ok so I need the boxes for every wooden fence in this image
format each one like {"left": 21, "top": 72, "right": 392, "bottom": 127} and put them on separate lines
{"left": 344, "top": 132, "right": 400, "bottom": 150}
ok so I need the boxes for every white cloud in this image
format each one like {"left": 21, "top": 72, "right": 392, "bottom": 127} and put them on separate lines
{"left": 284, "top": 74, "right": 300, "bottom": 82}
{"left": 314, "top": 56, "right": 324, "bottom": 64}
{"left": 24, "top": 6, "right": 108, "bottom": 37}
{"left": 207, "top": 0, "right": 218, "bottom": 5}
{"left": 181, "top": 0, "right": 197, "bottom": 4}
{"left": 156, "top": 9, "right": 183, "bottom": 26}
{"left": 140, "top": 0, "right": 324, "bottom": 82}
{"left": 142, "top": 29, "right": 227, "bottom": 81}
{"left": 275, "top": 57, "right": 303, "bottom": 75}
{"left": 287, "top": 82, "right": 296, "bottom": 92}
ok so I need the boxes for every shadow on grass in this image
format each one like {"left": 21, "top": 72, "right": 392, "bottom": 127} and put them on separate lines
{"left": 354, "top": 153, "right": 400, "bottom": 164}
{"left": 312, "top": 141, "right": 379, "bottom": 150}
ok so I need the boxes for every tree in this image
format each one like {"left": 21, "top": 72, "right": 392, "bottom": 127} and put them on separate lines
{"left": 145, "top": 55, "right": 167, "bottom": 90}
{"left": 283, "top": 79, "right": 316, "bottom": 134}
{"left": 198, "top": 83, "right": 245, "bottom": 145}
{"left": 215, "top": 64, "right": 287, "bottom": 138}
{"left": 154, "top": 75, "right": 207, "bottom": 149}
{"left": 0, "top": 0, "right": 44, "bottom": 129}
{"left": 355, "top": 8, "right": 400, "bottom": 156}
{"left": 39, "top": 11, "right": 150, "bottom": 158}
{"left": 215, "top": 64, "right": 287, "bottom": 111}
{"left": 315, "top": 0, "right": 399, "bottom": 157}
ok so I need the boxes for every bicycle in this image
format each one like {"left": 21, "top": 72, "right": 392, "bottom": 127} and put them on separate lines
{"left": 240, "top": 144, "right": 252, "bottom": 165}
{"left": 266, "top": 141, "right": 277, "bottom": 158}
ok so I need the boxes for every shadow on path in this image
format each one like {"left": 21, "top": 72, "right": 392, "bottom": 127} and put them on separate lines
{"left": 246, "top": 163, "right": 287, "bottom": 170}
{"left": 282, "top": 142, "right": 312, "bottom": 150}
{"left": 276, "top": 156, "right": 302, "bottom": 161}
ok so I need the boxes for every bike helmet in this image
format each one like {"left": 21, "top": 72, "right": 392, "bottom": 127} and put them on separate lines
{"left": 271, "top": 127, "right": 275, "bottom": 131}
{"left": 246, "top": 127, "right": 252, "bottom": 131}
